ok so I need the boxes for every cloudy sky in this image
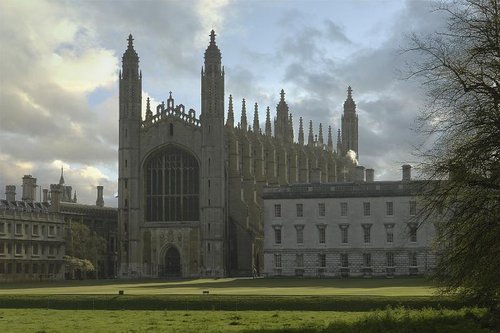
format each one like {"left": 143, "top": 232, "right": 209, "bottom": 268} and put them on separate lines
{"left": 0, "top": 0, "right": 447, "bottom": 206}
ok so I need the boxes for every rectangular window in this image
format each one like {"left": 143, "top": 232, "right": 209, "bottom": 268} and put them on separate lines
{"left": 274, "top": 204, "right": 282, "bottom": 218}
{"left": 409, "top": 224, "right": 417, "bottom": 242}
{"left": 33, "top": 224, "right": 39, "bottom": 235}
{"left": 0, "top": 263, "right": 4, "bottom": 274}
{"left": 318, "top": 254, "right": 326, "bottom": 268}
{"left": 0, "top": 222, "right": 5, "bottom": 234}
{"left": 48, "top": 226, "right": 55, "bottom": 237}
{"left": 15, "top": 243, "right": 22, "bottom": 255}
{"left": 363, "top": 253, "right": 372, "bottom": 267}
{"left": 296, "top": 254, "right": 304, "bottom": 267}
{"left": 274, "top": 227, "right": 282, "bottom": 244}
{"left": 32, "top": 243, "right": 39, "bottom": 255}
{"left": 362, "top": 224, "right": 372, "bottom": 243}
{"left": 32, "top": 263, "right": 38, "bottom": 274}
{"left": 274, "top": 254, "right": 282, "bottom": 268}
{"left": 7, "top": 243, "right": 12, "bottom": 254}
{"left": 296, "top": 203, "right": 303, "bottom": 217}
{"left": 340, "top": 202, "right": 348, "bottom": 217}
{"left": 363, "top": 202, "right": 371, "bottom": 216}
{"left": 385, "top": 224, "right": 394, "bottom": 243}
{"left": 409, "top": 252, "right": 418, "bottom": 267}
{"left": 340, "top": 253, "right": 349, "bottom": 268}
{"left": 0, "top": 242, "right": 4, "bottom": 254}
{"left": 318, "top": 203, "right": 326, "bottom": 217}
{"left": 15, "top": 223, "right": 22, "bottom": 235}
{"left": 386, "top": 252, "right": 395, "bottom": 267}
{"left": 409, "top": 201, "right": 417, "bottom": 216}
{"left": 386, "top": 202, "right": 394, "bottom": 216}
{"left": 24, "top": 224, "right": 28, "bottom": 235}
{"left": 340, "top": 225, "right": 349, "bottom": 244}
{"left": 16, "top": 263, "right": 22, "bottom": 274}
{"left": 318, "top": 225, "right": 326, "bottom": 244}
{"left": 295, "top": 225, "right": 304, "bottom": 244}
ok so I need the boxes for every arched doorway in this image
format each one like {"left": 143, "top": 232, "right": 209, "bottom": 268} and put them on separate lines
{"left": 162, "top": 247, "right": 181, "bottom": 277}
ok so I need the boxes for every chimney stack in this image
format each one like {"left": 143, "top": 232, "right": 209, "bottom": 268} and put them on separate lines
{"left": 5, "top": 185, "right": 16, "bottom": 201}
{"left": 365, "top": 169, "right": 375, "bottom": 182}
{"left": 402, "top": 164, "right": 412, "bottom": 181}
{"left": 49, "top": 184, "right": 62, "bottom": 212}
{"left": 355, "top": 166, "right": 365, "bottom": 182}
{"left": 43, "top": 189, "right": 49, "bottom": 202}
{"left": 22, "top": 175, "right": 37, "bottom": 202}
{"left": 96, "top": 186, "right": 104, "bottom": 207}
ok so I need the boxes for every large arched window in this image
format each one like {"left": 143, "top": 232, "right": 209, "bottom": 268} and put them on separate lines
{"left": 145, "top": 146, "right": 199, "bottom": 222}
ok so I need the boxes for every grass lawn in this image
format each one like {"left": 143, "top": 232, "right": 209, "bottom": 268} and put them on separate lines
{"left": 0, "top": 277, "right": 434, "bottom": 296}
{"left": 0, "top": 308, "right": 494, "bottom": 333}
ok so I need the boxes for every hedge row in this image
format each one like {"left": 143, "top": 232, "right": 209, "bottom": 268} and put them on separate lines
{"left": 0, "top": 294, "right": 470, "bottom": 311}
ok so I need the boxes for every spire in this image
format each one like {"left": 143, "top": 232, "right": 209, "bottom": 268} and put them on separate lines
{"left": 308, "top": 120, "right": 314, "bottom": 146}
{"left": 59, "top": 166, "right": 65, "bottom": 185}
{"left": 275, "top": 88, "right": 291, "bottom": 141}
{"left": 253, "top": 102, "right": 260, "bottom": 133}
{"left": 344, "top": 86, "right": 356, "bottom": 112}
{"left": 318, "top": 123, "right": 324, "bottom": 145}
{"left": 327, "top": 125, "right": 333, "bottom": 150}
{"left": 73, "top": 191, "right": 77, "bottom": 203}
{"left": 240, "top": 98, "right": 248, "bottom": 130}
{"left": 121, "top": 34, "right": 139, "bottom": 81}
{"left": 298, "top": 117, "right": 304, "bottom": 145}
{"left": 226, "top": 95, "right": 234, "bottom": 127}
{"left": 337, "top": 128, "right": 342, "bottom": 153}
{"left": 289, "top": 114, "right": 294, "bottom": 141}
{"left": 123, "top": 34, "right": 138, "bottom": 61}
{"left": 127, "top": 34, "right": 133, "bottom": 49}
{"left": 204, "top": 29, "right": 221, "bottom": 73}
{"left": 265, "top": 106, "right": 272, "bottom": 136}
{"left": 341, "top": 85, "right": 358, "bottom": 158}
{"left": 210, "top": 29, "right": 216, "bottom": 45}
{"left": 145, "top": 97, "right": 152, "bottom": 119}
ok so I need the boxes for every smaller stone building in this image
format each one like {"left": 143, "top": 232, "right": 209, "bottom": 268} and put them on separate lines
{"left": 262, "top": 165, "right": 436, "bottom": 277}
{"left": 0, "top": 177, "right": 65, "bottom": 281}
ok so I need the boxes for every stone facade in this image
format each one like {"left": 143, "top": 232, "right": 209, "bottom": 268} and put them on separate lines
{"left": 3, "top": 174, "right": 118, "bottom": 280}
{"left": 262, "top": 166, "right": 436, "bottom": 277}
{"left": 0, "top": 197, "right": 65, "bottom": 282}
{"left": 118, "top": 30, "right": 359, "bottom": 278}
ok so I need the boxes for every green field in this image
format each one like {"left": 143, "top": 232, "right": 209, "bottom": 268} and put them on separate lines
{"left": 0, "top": 278, "right": 495, "bottom": 332}
{"left": 0, "top": 308, "right": 494, "bottom": 333}
{"left": 0, "top": 277, "right": 434, "bottom": 296}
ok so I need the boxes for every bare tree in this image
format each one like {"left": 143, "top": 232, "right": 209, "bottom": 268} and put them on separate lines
{"left": 406, "top": 0, "right": 500, "bottom": 306}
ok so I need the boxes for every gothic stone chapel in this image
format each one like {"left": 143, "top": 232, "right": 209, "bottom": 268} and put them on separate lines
{"left": 118, "top": 30, "right": 359, "bottom": 278}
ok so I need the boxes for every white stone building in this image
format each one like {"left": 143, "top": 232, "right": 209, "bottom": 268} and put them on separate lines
{"left": 263, "top": 166, "right": 436, "bottom": 277}
{"left": 0, "top": 176, "right": 65, "bottom": 281}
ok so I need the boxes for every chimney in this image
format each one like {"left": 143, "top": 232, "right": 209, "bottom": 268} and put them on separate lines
{"left": 96, "top": 186, "right": 104, "bottom": 207}
{"left": 22, "top": 175, "right": 37, "bottom": 202}
{"left": 311, "top": 168, "right": 322, "bottom": 184}
{"left": 402, "top": 164, "right": 412, "bottom": 181}
{"left": 5, "top": 185, "right": 16, "bottom": 201}
{"left": 365, "top": 169, "right": 375, "bottom": 182}
{"left": 49, "top": 184, "right": 62, "bottom": 212}
{"left": 355, "top": 166, "right": 365, "bottom": 182}
{"left": 43, "top": 189, "right": 49, "bottom": 202}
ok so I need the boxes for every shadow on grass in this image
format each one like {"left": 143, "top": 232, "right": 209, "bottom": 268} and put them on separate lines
{"left": 128, "top": 277, "right": 432, "bottom": 291}
{"left": 241, "top": 308, "right": 497, "bottom": 333}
